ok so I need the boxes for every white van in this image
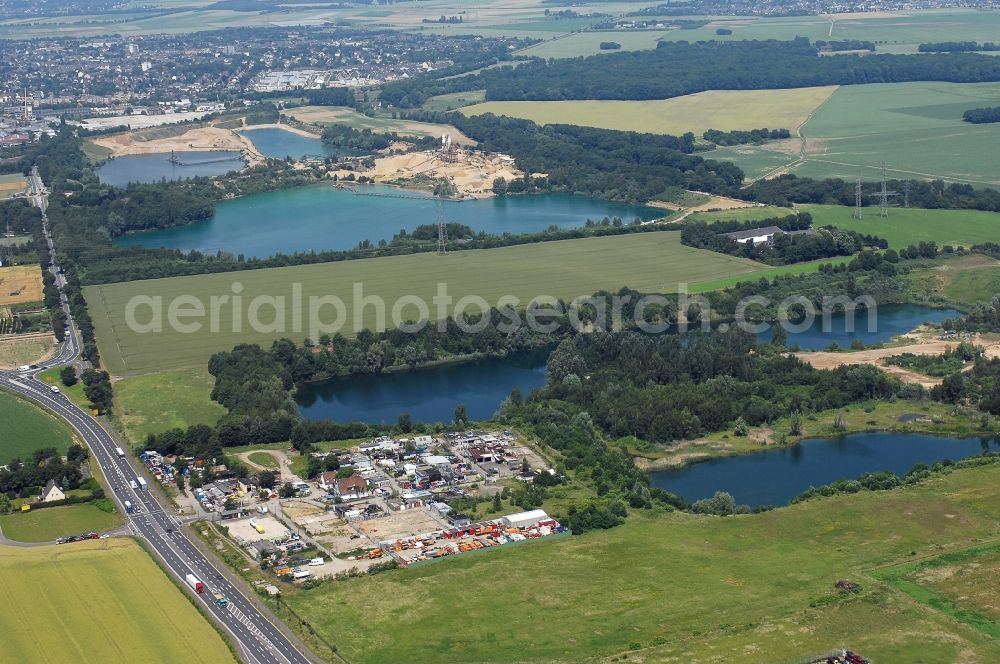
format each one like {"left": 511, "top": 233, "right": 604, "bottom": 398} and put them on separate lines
{"left": 130, "top": 480, "right": 138, "bottom": 490}
{"left": 17, "top": 365, "right": 30, "bottom": 373}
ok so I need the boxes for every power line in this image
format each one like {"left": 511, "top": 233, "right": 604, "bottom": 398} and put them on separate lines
{"left": 853, "top": 169, "right": 863, "bottom": 220}
{"left": 868, "top": 160, "right": 897, "bottom": 217}
{"left": 436, "top": 198, "right": 447, "bottom": 255}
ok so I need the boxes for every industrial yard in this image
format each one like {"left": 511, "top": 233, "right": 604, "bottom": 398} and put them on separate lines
{"left": 145, "top": 430, "right": 564, "bottom": 585}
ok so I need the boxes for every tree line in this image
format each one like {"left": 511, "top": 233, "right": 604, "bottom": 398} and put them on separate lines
{"left": 963, "top": 106, "right": 1000, "bottom": 124}
{"left": 379, "top": 38, "right": 1000, "bottom": 107}
{"left": 408, "top": 110, "right": 743, "bottom": 202}
{"left": 746, "top": 174, "right": 1000, "bottom": 212}
{"left": 703, "top": 128, "right": 790, "bottom": 146}
{"left": 918, "top": 41, "right": 1000, "bottom": 53}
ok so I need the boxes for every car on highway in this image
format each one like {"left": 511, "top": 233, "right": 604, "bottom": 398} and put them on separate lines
{"left": 130, "top": 480, "right": 138, "bottom": 490}
{"left": 50, "top": 386, "right": 60, "bottom": 393}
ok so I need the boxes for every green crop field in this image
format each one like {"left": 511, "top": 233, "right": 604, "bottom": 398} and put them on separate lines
{"left": 0, "top": 538, "right": 237, "bottom": 663}
{"left": 284, "top": 463, "right": 1000, "bottom": 663}
{"left": 85, "top": 232, "right": 767, "bottom": 375}
{"left": 515, "top": 9, "right": 1000, "bottom": 59}
{"left": 801, "top": 204, "right": 1000, "bottom": 248}
{"left": 462, "top": 87, "right": 837, "bottom": 136}
{"left": 114, "top": 367, "right": 226, "bottom": 445}
{"left": 0, "top": 503, "right": 122, "bottom": 542}
{"left": 0, "top": 389, "right": 78, "bottom": 465}
{"left": 657, "top": 9, "right": 1000, "bottom": 50}
{"left": 720, "top": 82, "right": 1000, "bottom": 186}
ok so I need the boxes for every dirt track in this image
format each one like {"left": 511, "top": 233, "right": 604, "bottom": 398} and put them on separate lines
{"left": 792, "top": 335, "right": 1000, "bottom": 387}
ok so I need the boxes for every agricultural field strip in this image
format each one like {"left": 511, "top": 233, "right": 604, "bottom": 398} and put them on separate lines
{"left": 0, "top": 539, "right": 237, "bottom": 664}
{"left": 86, "top": 233, "right": 765, "bottom": 375}
{"left": 461, "top": 87, "right": 838, "bottom": 136}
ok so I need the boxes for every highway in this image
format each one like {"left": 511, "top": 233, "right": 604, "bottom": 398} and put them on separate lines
{"left": 1, "top": 168, "right": 317, "bottom": 664}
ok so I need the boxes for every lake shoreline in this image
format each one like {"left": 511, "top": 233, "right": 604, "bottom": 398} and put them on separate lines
{"left": 634, "top": 416, "right": 995, "bottom": 474}
{"left": 649, "top": 430, "right": 1000, "bottom": 506}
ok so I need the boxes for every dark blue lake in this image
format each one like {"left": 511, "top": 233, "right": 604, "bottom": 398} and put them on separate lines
{"left": 651, "top": 432, "right": 999, "bottom": 507}
{"left": 97, "top": 151, "right": 243, "bottom": 186}
{"left": 759, "top": 303, "right": 960, "bottom": 350}
{"left": 295, "top": 305, "right": 960, "bottom": 424}
{"left": 295, "top": 349, "right": 549, "bottom": 425}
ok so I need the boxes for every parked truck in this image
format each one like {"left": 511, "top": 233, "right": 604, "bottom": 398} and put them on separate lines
{"left": 185, "top": 573, "right": 204, "bottom": 593}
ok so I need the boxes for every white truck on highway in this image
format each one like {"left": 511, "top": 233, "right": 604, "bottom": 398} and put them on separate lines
{"left": 185, "top": 573, "right": 204, "bottom": 593}
{"left": 115, "top": 446, "right": 125, "bottom": 457}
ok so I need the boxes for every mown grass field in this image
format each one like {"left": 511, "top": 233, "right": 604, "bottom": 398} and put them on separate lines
{"left": 462, "top": 87, "right": 837, "bottom": 136}
{"left": 0, "top": 264, "right": 43, "bottom": 306}
{"left": 420, "top": 90, "right": 486, "bottom": 112}
{"left": 113, "top": 367, "right": 226, "bottom": 445}
{"left": 0, "top": 333, "right": 55, "bottom": 370}
{"left": 36, "top": 366, "right": 91, "bottom": 410}
{"left": 285, "top": 463, "right": 1000, "bottom": 663}
{"left": 85, "top": 232, "right": 767, "bottom": 375}
{"left": 802, "top": 204, "right": 1000, "bottom": 248}
{"left": 0, "top": 234, "right": 30, "bottom": 246}
{"left": 281, "top": 106, "right": 475, "bottom": 145}
{"left": 720, "top": 82, "right": 1000, "bottom": 186}
{"left": 248, "top": 451, "right": 279, "bottom": 469}
{"left": 0, "top": 503, "right": 121, "bottom": 542}
{"left": 0, "top": 389, "right": 78, "bottom": 464}
{"left": 0, "top": 538, "right": 237, "bottom": 663}
{"left": 941, "top": 266, "right": 1000, "bottom": 306}
{"left": 0, "top": 172, "right": 26, "bottom": 200}
{"left": 874, "top": 541, "right": 1000, "bottom": 639}
{"left": 908, "top": 254, "right": 1000, "bottom": 308}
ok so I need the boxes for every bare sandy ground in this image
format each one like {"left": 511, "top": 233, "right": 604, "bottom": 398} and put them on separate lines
{"left": 335, "top": 149, "right": 524, "bottom": 198}
{"left": 654, "top": 192, "right": 760, "bottom": 222}
{"left": 792, "top": 335, "right": 1000, "bottom": 387}
{"left": 243, "top": 123, "right": 320, "bottom": 140}
{"left": 93, "top": 126, "right": 265, "bottom": 165}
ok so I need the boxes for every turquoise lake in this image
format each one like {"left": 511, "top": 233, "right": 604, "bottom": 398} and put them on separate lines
{"left": 113, "top": 183, "right": 661, "bottom": 257}
{"left": 240, "top": 127, "right": 343, "bottom": 160}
